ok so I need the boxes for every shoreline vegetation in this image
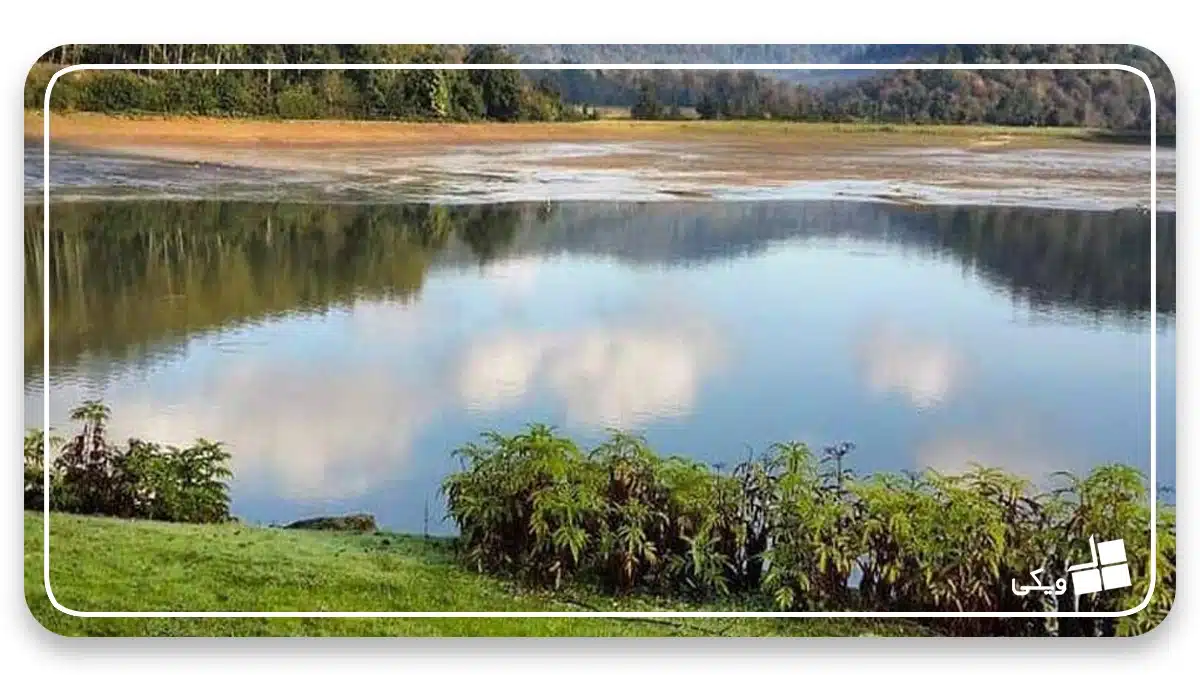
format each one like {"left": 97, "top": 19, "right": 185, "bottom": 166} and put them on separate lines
{"left": 25, "top": 44, "right": 1175, "bottom": 151}
{"left": 25, "top": 402, "right": 1175, "bottom": 637}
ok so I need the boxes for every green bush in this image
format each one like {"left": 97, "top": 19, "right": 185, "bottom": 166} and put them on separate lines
{"left": 276, "top": 85, "right": 325, "bottom": 119}
{"left": 443, "top": 425, "right": 1175, "bottom": 636}
{"left": 24, "top": 399, "right": 232, "bottom": 524}
{"left": 449, "top": 73, "right": 486, "bottom": 120}
{"left": 590, "top": 433, "right": 741, "bottom": 596}
{"left": 23, "top": 429, "right": 61, "bottom": 510}
{"left": 25, "top": 64, "right": 53, "bottom": 109}
{"left": 78, "top": 71, "right": 151, "bottom": 112}
{"left": 210, "top": 72, "right": 262, "bottom": 116}
{"left": 441, "top": 425, "right": 600, "bottom": 587}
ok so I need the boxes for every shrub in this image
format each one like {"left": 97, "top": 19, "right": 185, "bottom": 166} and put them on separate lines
{"left": 78, "top": 71, "right": 155, "bottom": 113}
{"left": 761, "top": 442, "right": 856, "bottom": 610}
{"left": 23, "top": 429, "right": 62, "bottom": 510}
{"left": 442, "top": 425, "right": 1174, "bottom": 637}
{"left": 442, "top": 425, "right": 602, "bottom": 587}
{"left": 590, "top": 433, "right": 742, "bottom": 596}
{"left": 276, "top": 85, "right": 325, "bottom": 119}
{"left": 24, "top": 399, "right": 232, "bottom": 524}
{"left": 120, "top": 438, "right": 233, "bottom": 523}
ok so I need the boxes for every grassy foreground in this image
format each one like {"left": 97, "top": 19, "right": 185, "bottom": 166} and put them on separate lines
{"left": 25, "top": 513, "right": 931, "bottom": 637}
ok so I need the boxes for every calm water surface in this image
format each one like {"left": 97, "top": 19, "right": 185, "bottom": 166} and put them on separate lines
{"left": 24, "top": 200, "right": 1176, "bottom": 532}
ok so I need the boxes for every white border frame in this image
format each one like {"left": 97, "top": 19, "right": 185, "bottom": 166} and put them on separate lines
{"left": 39, "top": 61, "right": 1158, "bottom": 620}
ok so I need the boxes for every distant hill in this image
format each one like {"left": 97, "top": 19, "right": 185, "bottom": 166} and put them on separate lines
{"left": 507, "top": 44, "right": 920, "bottom": 86}
{"left": 505, "top": 44, "right": 923, "bottom": 67}
{"left": 513, "top": 44, "right": 1174, "bottom": 133}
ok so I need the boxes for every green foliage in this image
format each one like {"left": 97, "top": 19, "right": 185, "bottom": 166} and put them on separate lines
{"left": 25, "top": 400, "right": 232, "bottom": 524}
{"left": 448, "top": 71, "right": 487, "bottom": 120}
{"left": 442, "top": 425, "right": 600, "bottom": 586}
{"left": 23, "top": 429, "right": 63, "bottom": 510}
{"left": 1046, "top": 465, "right": 1173, "bottom": 636}
{"left": 77, "top": 71, "right": 160, "bottom": 112}
{"left": 275, "top": 85, "right": 325, "bottom": 119}
{"left": 27, "top": 45, "right": 575, "bottom": 122}
{"left": 465, "top": 45, "right": 523, "bottom": 122}
{"left": 519, "top": 80, "right": 572, "bottom": 122}
{"left": 26, "top": 44, "right": 1175, "bottom": 130}
{"left": 119, "top": 438, "right": 233, "bottom": 523}
{"left": 444, "top": 426, "right": 1174, "bottom": 636}
{"left": 27, "top": 512, "right": 931, "bottom": 636}
{"left": 531, "top": 44, "right": 1174, "bottom": 133}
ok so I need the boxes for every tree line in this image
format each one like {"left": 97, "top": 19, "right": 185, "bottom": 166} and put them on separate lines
{"left": 565, "top": 45, "right": 1173, "bottom": 133}
{"left": 28, "top": 44, "right": 1174, "bottom": 132}
{"left": 27, "top": 45, "right": 579, "bottom": 122}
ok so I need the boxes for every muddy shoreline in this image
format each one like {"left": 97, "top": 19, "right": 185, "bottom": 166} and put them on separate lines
{"left": 26, "top": 114, "right": 1175, "bottom": 211}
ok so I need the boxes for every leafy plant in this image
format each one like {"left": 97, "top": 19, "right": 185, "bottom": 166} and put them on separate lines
{"left": 442, "top": 426, "right": 1173, "bottom": 637}
{"left": 25, "top": 399, "right": 233, "bottom": 524}
{"left": 442, "top": 425, "right": 602, "bottom": 588}
{"left": 23, "top": 428, "right": 62, "bottom": 510}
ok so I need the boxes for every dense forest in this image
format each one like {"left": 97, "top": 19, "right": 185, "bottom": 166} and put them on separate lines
{"left": 27, "top": 44, "right": 1174, "bottom": 132}
{"left": 555, "top": 45, "right": 1173, "bottom": 132}
{"left": 27, "top": 45, "right": 579, "bottom": 122}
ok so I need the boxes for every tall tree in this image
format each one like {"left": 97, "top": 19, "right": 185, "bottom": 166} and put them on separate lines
{"left": 465, "top": 45, "right": 522, "bottom": 121}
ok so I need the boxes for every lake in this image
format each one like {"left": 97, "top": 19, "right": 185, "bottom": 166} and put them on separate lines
{"left": 24, "top": 199, "right": 1176, "bottom": 533}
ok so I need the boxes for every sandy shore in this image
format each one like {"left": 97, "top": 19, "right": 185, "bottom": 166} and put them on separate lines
{"left": 27, "top": 112, "right": 1115, "bottom": 150}
{"left": 26, "top": 113, "right": 1174, "bottom": 210}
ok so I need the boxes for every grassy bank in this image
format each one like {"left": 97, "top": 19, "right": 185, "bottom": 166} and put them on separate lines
{"left": 26, "top": 409, "right": 1172, "bottom": 637}
{"left": 25, "top": 111, "right": 1126, "bottom": 151}
{"left": 25, "top": 512, "right": 929, "bottom": 637}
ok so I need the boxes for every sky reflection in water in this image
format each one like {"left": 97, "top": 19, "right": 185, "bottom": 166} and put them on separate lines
{"left": 25, "top": 200, "right": 1175, "bottom": 531}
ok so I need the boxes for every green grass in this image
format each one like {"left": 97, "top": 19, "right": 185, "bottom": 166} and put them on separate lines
{"left": 25, "top": 513, "right": 933, "bottom": 637}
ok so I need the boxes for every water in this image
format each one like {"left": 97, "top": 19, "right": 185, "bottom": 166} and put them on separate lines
{"left": 24, "top": 199, "right": 1176, "bottom": 532}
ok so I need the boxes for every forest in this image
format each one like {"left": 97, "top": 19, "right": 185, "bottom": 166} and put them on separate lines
{"left": 27, "top": 45, "right": 579, "bottom": 122}
{"left": 567, "top": 45, "right": 1173, "bottom": 132}
{"left": 26, "top": 44, "right": 1174, "bottom": 132}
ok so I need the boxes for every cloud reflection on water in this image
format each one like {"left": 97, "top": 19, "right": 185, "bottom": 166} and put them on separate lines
{"left": 458, "top": 318, "right": 723, "bottom": 429}
{"left": 855, "top": 321, "right": 965, "bottom": 411}
{"left": 45, "top": 356, "right": 433, "bottom": 500}
{"left": 42, "top": 295, "right": 726, "bottom": 499}
{"left": 914, "top": 419, "right": 1075, "bottom": 482}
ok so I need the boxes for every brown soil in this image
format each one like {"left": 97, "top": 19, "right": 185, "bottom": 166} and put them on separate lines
{"left": 26, "top": 112, "right": 1093, "bottom": 152}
